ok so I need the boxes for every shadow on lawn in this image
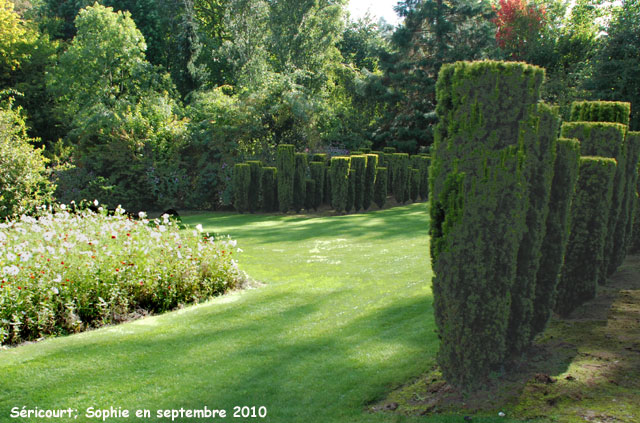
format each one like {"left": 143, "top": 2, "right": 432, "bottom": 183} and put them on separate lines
{"left": 183, "top": 204, "right": 430, "bottom": 245}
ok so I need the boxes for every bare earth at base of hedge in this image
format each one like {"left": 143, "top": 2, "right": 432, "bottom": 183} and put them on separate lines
{"left": 371, "top": 254, "right": 640, "bottom": 423}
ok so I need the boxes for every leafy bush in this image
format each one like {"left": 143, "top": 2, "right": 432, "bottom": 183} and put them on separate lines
{"left": 363, "top": 154, "right": 378, "bottom": 210}
{"left": 570, "top": 101, "right": 631, "bottom": 126}
{"left": 293, "top": 153, "right": 308, "bottom": 213}
{"left": 329, "top": 157, "right": 350, "bottom": 213}
{"left": 555, "top": 157, "right": 617, "bottom": 316}
{"left": 430, "top": 60, "right": 544, "bottom": 388}
{"left": 233, "top": 163, "right": 250, "bottom": 213}
{"left": 261, "top": 167, "right": 278, "bottom": 212}
{"left": 277, "top": 144, "right": 295, "bottom": 213}
{"left": 0, "top": 104, "right": 53, "bottom": 219}
{"left": 392, "top": 153, "right": 410, "bottom": 204}
{"left": 309, "top": 162, "right": 326, "bottom": 210}
{"left": 246, "top": 161, "right": 263, "bottom": 213}
{"left": 0, "top": 207, "right": 243, "bottom": 345}
{"left": 507, "top": 103, "right": 559, "bottom": 355}
{"left": 374, "top": 166, "right": 387, "bottom": 209}
{"left": 304, "top": 179, "right": 316, "bottom": 211}
{"left": 350, "top": 155, "right": 367, "bottom": 211}
{"left": 531, "top": 138, "right": 580, "bottom": 339}
{"left": 561, "top": 121, "right": 627, "bottom": 281}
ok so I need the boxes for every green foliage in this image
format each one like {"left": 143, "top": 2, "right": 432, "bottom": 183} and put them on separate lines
{"left": 324, "top": 160, "right": 332, "bottom": 205}
{"left": 373, "top": 166, "right": 387, "bottom": 209}
{"left": 561, "top": 120, "right": 627, "bottom": 281}
{"left": 346, "top": 169, "right": 356, "bottom": 213}
{"left": 350, "top": 155, "right": 367, "bottom": 211}
{"left": 312, "top": 153, "right": 327, "bottom": 163}
{"left": 293, "top": 152, "right": 308, "bottom": 213}
{"left": 570, "top": 101, "right": 631, "bottom": 126}
{"left": 383, "top": 147, "right": 396, "bottom": 154}
{"left": 410, "top": 168, "right": 420, "bottom": 202}
{"left": 633, "top": 165, "right": 640, "bottom": 253}
{"left": 430, "top": 60, "right": 544, "bottom": 388}
{"left": 261, "top": 167, "right": 278, "bottom": 212}
{"left": 507, "top": 103, "right": 559, "bottom": 355}
{"left": 391, "top": 153, "right": 410, "bottom": 204}
{"left": 0, "top": 103, "right": 53, "bottom": 219}
{"left": 531, "top": 138, "right": 580, "bottom": 339}
{"left": 309, "top": 161, "right": 325, "bottom": 211}
{"left": 556, "top": 157, "right": 617, "bottom": 316}
{"left": 304, "top": 178, "right": 316, "bottom": 211}
{"left": 329, "top": 156, "right": 350, "bottom": 213}
{"left": 233, "top": 163, "right": 250, "bottom": 213}
{"left": 414, "top": 155, "right": 431, "bottom": 201}
{"left": 363, "top": 153, "right": 378, "bottom": 210}
{"left": 622, "top": 133, "right": 640, "bottom": 256}
{"left": 277, "top": 144, "right": 295, "bottom": 213}
{"left": 246, "top": 161, "right": 262, "bottom": 212}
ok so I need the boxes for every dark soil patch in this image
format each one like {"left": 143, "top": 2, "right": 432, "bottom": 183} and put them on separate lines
{"left": 370, "top": 254, "right": 640, "bottom": 422}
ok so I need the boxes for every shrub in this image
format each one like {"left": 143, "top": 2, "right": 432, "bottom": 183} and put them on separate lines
{"left": 383, "top": 147, "right": 396, "bottom": 154}
{"left": 312, "top": 153, "right": 327, "bottom": 163}
{"left": 293, "top": 152, "right": 308, "bottom": 213}
{"left": 392, "top": 153, "right": 410, "bottom": 204}
{"left": 324, "top": 161, "right": 332, "bottom": 205}
{"left": 304, "top": 179, "right": 316, "bottom": 211}
{"left": 561, "top": 121, "right": 627, "bottom": 281}
{"left": 346, "top": 169, "right": 356, "bottom": 213}
{"left": 555, "top": 157, "right": 617, "bottom": 316}
{"left": 261, "top": 167, "right": 278, "bottom": 212}
{"left": 622, "top": 133, "right": 640, "bottom": 256}
{"left": 309, "top": 161, "right": 326, "bottom": 210}
{"left": 363, "top": 154, "right": 378, "bottom": 210}
{"left": 530, "top": 138, "right": 580, "bottom": 339}
{"left": 277, "top": 144, "right": 295, "bottom": 212}
{"left": 246, "top": 160, "right": 262, "bottom": 212}
{"left": 570, "top": 101, "right": 631, "bottom": 126}
{"left": 633, "top": 168, "right": 640, "bottom": 253}
{"left": 361, "top": 147, "right": 371, "bottom": 154}
{"left": 351, "top": 151, "right": 364, "bottom": 155}
{"left": 385, "top": 153, "right": 394, "bottom": 193}
{"left": 233, "top": 163, "right": 250, "bottom": 213}
{"left": 507, "top": 103, "right": 559, "bottom": 355}
{"left": 0, "top": 207, "right": 243, "bottom": 345}
{"left": 350, "top": 155, "right": 367, "bottom": 211}
{"left": 430, "top": 60, "right": 544, "bottom": 388}
{"left": 413, "top": 155, "right": 431, "bottom": 201}
{"left": 330, "top": 157, "right": 350, "bottom": 213}
{"left": 0, "top": 105, "right": 53, "bottom": 219}
{"left": 374, "top": 167, "right": 388, "bottom": 209}
{"left": 410, "top": 169, "right": 420, "bottom": 202}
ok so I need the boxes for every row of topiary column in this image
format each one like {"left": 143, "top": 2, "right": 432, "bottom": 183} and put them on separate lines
{"left": 232, "top": 146, "right": 431, "bottom": 214}
{"left": 429, "top": 60, "right": 640, "bottom": 390}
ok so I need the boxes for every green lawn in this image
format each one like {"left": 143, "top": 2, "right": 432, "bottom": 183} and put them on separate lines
{"left": 0, "top": 204, "right": 509, "bottom": 423}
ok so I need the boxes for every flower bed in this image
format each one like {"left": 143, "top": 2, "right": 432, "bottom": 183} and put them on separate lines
{"left": 0, "top": 205, "right": 243, "bottom": 345}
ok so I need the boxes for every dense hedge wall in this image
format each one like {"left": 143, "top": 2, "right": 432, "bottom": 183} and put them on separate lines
{"left": 261, "top": 167, "right": 278, "bottom": 212}
{"left": 277, "top": 144, "right": 295, "bottom": 213}
{"left": 383, "top": 147, "right": 396, "bottom": 154}
{"left": 246, "top": 160, "right": 262, "bottom": 213}
{"left": 624, "top": 134, "right": 640, "bottom": 254}
{"left": 374, "top": 167, "right": 387, "bottom": 209}
{"left": 633, "top": 166, "right": 640, "bottom": 253}
{"left": 410, "top": 169, "right": 420, "bottom": 202}
{"left": 614, "top": 132, "right": 640, "bottom": 270}
{"left": 555, "top": 157, "right": 617, "bottom": 316}
{"left": 233, "top": 163, "right": 250, "bottom": 213}
{"left": 304, "top": 179, "right": 316, "bottom": 211}
{"left": 324, "top": 160, "right": 332, "bottom": 205}
{"left": 392, "top": 153, "right": 410, "bottom": 203}
{"left": 309, "top": 161, "right": 326, "bottom": 211}
{"left": 293, "top": 152, "right": 308, "bottom": 212}
{"left": 530, "top": 138, "right": 580, "bottom": 338}
{"left": 507, "top": 103, "right": 559, "bottom": 355}
{"left": 429, "top": 60, "right": 544, "bottom": 388}
{"left": 330, "top": 157, "right": 350, "bottom": 213}
{"left": 561, "top": 121, "right": 627, "bottom": 282}
{"left": 312, "top": 153, "right": 327, "bottom": 163}
{"left": 570, "top": 101, "right": 631, "bottom": 126}
{"left": 350, "top": 155, "right": 367, "bottom": 212}
{"left": 363, "top": 154, "right": 378, "bottom": 210}
{"left": 346, "top": 169, "right": 356, "bottom": 213}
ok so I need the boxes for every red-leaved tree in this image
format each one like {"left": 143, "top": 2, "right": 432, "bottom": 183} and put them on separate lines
{"left": 493, "top": 0, "right": 547, "bottom": 60}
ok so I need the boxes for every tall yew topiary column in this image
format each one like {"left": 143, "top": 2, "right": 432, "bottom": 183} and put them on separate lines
{"left": 374, "top": 166, "right": 387, "bottom": 209}
{"left": 293, "top": 152, "right": 308, "bottom": 213}
{"left": 277, "top": 144, "right": 295, "bottom": 213}
{"left": 429, "top": 61, "right": 545, "bottom": 388}
{"left": 555, "top": 157, "right": 617, "bottom": 315}
{"left": 623, "top": 133, "right": 640, "bottom": 256}
{"left": 233, "top": 163, "right": 250, "bottom": 213}
{"left": 530, "top": 138, "right": 580, "bottom": 339}
{"left": 330, "top": 157, "right": 350, "bottom": 213}
{"left": 261, "top": 167, "right": 278, "bottom": 212}
{"left": 350, "top": 155, "right": 367, "bottom": 211}
{"left": 392, "top": 153, "right": 410, "bottom": 204}
{"left": 309, "top": 161, "right": 326, "bottom": 210}
{"left": 246, "top": 160, "right": 262, "bottom": 213}
{"left": 363, "top": 154, "right": 378, "bottom": 210}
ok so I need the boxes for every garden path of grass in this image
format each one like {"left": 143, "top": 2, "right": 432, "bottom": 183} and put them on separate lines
{"left": 2, "top": 203, "right": 505, "bottom": 423}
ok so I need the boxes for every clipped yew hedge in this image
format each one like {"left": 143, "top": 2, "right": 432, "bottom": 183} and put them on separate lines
{"left": 429, "top": 60, "right": 545, "bottom": 388}
{"left": 233, "top": 163, "right": 250, "bottom": 213}
{"left": 309, "top": 161, "right": 326, "bottom": 210}
{"left": 392, "top": 153, "right": 410, "bottom": 204}
{"left": 570, "top": 101, "right": 631, "bottom": 126}
{"left": 623, "top": 133, "right": 640, "bottom": 256}
{"left": 374, "top": 167, "right": 387, "bottom": 209}
{"left": 350, "top": 155, "right": 367, "bottom": 212}
{"left": 293, "top": 152, "right": 308, "bottom": 213}
{"left": 261, "top": 167, "right": 278, "bottom": 212}
{"left": 277, "top": 144, "right": 295, "bottom": 213}
{"left": 555, "top": 157, "right": 617, "bottom": 316}
{"left": 363, "top": 154, "right": 378, "bottom": 210}
{"left": 246, "top": 160, "right": 262, "bottom": 213}
{"left": 346, "top": 168, "right": 356, "bottom": 213}
{"left": 530, "top": 138, "right": 580, "bottom": 338}
{"left": 304, "top": 179, "right": 316, "bottom": 211}
{"left": 330, "top": 157, "right": 350, "bottom": 213}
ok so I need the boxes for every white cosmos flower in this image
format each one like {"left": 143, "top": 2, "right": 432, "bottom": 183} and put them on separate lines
{"left": 20, "top": 251, "right": 32, "bottom": 262}
{"left": 46, "top": 246, "right": 56, "bottom": 255}
{"left": 229, "top": 240, "right": 237, "bottom": 247}
{"left": 6, "top": 252, "right": 16, "bottom": 262}
{"left": 51, "top": 286, "right": 59, "bottom": 295}
{"left": 0, "top": 232, "right": 6, "bottom": 242}
{"left": 4, "top": 265, "right": 19, "bottom": 276}
{"left": 94, "top": 199, "right": 99, "bottom": 206}
{"left": 138, "top": 211, "right": 147, "bottom": 219}
{"left": 60, "top": 204, "right": 66, "bottom": 210}
{"left": 43, "top": 231, "right": 54, "bottom": 242}
{"left": 195, "top": 224, "right": 203, "bottom": 233}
